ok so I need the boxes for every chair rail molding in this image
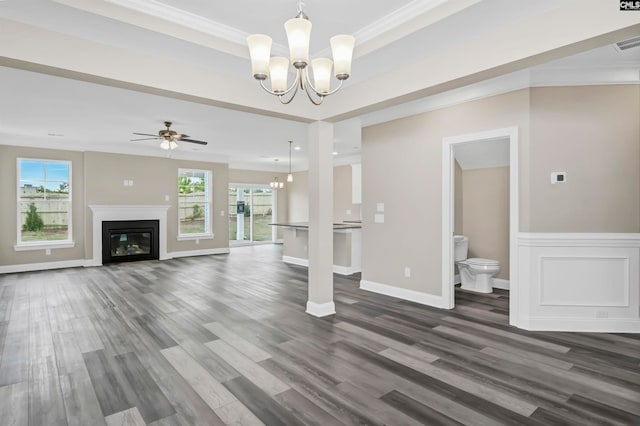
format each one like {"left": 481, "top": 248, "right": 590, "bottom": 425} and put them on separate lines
{"left": 517, "top": 232, "right": 640, "bottom": 332}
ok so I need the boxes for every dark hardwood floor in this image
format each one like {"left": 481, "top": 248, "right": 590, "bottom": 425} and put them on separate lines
{"left": 0, "top": 244, "right": 638, "bottom": 425}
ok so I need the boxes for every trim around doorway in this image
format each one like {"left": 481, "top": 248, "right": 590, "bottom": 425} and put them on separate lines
{"left": 441, "top": 127, "right": 519, "bottom": 325}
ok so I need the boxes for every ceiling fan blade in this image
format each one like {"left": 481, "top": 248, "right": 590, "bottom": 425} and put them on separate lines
{"left": 181, "top": 138, "right": 208, "bottom": 145}
{"left": 130, "top": 137, "right": 160, "bottom": 141}
{"left": 133, "top": 132, "right": 158, "bottom": 137}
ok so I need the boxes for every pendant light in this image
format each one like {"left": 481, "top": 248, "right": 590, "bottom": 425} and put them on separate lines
{"left": 287, "top": 140, "right": 294, "bottom": 182}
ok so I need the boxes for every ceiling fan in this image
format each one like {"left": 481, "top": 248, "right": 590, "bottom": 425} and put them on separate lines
{"left": 131, "top": 121, "right": 208, "bottom": 150}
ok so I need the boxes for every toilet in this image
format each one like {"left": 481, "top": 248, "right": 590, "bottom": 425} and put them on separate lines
{"left": 453, "top": 235, "right": 500, "bottom": 293}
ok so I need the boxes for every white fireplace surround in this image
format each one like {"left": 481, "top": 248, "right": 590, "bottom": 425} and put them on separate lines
{"left": 89, "top": 205, "right": 170, "bottom": 266}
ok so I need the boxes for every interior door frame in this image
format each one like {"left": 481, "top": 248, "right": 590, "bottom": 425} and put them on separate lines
{"left": 441, "top": 127, "right": 519, "bottom": 326}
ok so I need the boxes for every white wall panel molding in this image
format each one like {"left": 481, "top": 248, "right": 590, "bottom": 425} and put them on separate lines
{"left": 517, "top": 233, "right": 640, "bottom": 332}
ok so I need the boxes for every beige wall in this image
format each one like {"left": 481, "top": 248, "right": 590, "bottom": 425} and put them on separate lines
{"left": 529, "top": 85, "right": 640, "bottom": 232}
{"left": 287, "top": 165, "right": 361, "bottom": 223}
{"left": 333, "top": 165, "right": 362, "bottom": 223}
{"left": 362, "top": 84, "right": 639, "bottom": 296}
{"left": 0, "top": 146, "right": 85, "bottom": 266}
{"left": 84, "top": 152, "right": 229, "bottom": 257}
{"left": 1, "top": 147, "right": 231, "bottom": 267}
{"left": 362, "top": 89, "right": 530, "bottom": 295}
{"left": 228, "top": 169, "right": 289, "bottom": 239}
{"left": 461, "top": 166, "right": 510, "bottom": 280}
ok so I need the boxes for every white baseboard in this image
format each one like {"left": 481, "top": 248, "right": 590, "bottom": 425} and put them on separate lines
{"left": 493, "top": 278, "right": 510, "bottom": 290}
{"left": 283, "top": 255, "right": 308, "bottom": 267}
{"left": 360, "top": 279, "right": 451, "bottom": 309}
{"left": 306, "top": 301, "right": 336, "bottom": 317}
{"left": 0, "top": 259, "right": 89, "bottom": 274}
{"left": 169, "top": 248, "right": 230, "bottom": 259}
{"left": 283, "top": 256, "right": 360, "bottom": 275}
{"left": 519, "top": 317, "right": 640, "bottom": 333}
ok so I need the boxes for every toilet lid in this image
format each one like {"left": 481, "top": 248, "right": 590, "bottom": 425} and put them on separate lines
{"left": 466, "top": 257, "right": 499, "bottom": 266}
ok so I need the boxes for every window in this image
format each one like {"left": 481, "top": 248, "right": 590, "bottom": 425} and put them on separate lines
{"left": 178, "top": 169, "right": 212, "bottom": 238}
{"left": 17, "top": 159, "right": 72, "bottom": 246}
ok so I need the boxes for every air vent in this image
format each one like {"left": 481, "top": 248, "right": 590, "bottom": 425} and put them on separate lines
{"left": 615, "top": 36, "right": 640, "bottom": 52}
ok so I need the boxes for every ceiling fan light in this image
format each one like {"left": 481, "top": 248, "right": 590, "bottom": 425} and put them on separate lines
{"left": 311, "top": 58, "right": 333, "bottom": 93}
{"left": 160, "top": 140, "right": 171, "bottom": 150}
{"left": 247, "top": 34, "right": 272, "bottom": 79}
{"left": 284, "top": 17, "right": 312, "bottom": 67}
{"left": 269, "top": 57, "right": 290, "bottom": 93}
{"left": 330, "top": 35, "right": 355, "bottom": 79}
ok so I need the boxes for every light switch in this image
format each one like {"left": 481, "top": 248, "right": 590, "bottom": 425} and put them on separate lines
{"left": 374, "top": 214, "right": 384, "bottom": 223}
{"left": 376, "top": 203, "right": 385, "bottom": 213}
{"left": 346, "top": 209, "right": 351, "bottom": 215}
{"left": 220, "top": 210, "right": 225, "bottom": 216}
{"left": 165, "top": 195, "right": 170, "bottom": 201}
{"left": 123, "top": 180, "right": 129, "bottom": 186}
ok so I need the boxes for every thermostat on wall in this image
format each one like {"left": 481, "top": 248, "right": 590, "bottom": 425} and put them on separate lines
{"left": 551, "top": 172, "right": 566, "bottom": 184}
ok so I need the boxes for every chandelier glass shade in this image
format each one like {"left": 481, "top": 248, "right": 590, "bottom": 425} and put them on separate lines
{"left": 247, "top": 4, "right": 355, "bottom": 105}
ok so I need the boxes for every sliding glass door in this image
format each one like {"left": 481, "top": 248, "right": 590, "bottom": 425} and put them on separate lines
{"left": 229, "top": 185, "right": 275, "bottom": 244}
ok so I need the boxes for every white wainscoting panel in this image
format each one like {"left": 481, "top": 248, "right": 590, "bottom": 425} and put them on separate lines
{"left": 518, "top": 233, "right": 640, "bottom": 332}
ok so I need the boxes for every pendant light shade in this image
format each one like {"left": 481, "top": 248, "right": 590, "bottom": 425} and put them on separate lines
{"left": 284, "top": 18, "right": 312, "bottom": 67}
{"left": 311, "top": 58, "right": 333, "bottom": 94}
{"left": 269, "top": 57, "right": 290, "bottom": 92}
{"left": 246, "top": 34, "right": 272, "bottom": 79}
{"left": 330, "top": 35, "right": 355, "bottom": 79}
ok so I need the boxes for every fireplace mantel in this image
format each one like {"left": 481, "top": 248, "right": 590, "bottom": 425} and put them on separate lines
{"left": 89, "top": 205, "right": 170, "bottom": 266}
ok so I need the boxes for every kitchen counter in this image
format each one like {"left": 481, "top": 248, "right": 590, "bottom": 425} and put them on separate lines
{"left": 270, "top": 222, "right": 362, "bottom": 275}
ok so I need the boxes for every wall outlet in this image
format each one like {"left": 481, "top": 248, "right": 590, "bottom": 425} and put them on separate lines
{"left": 596, "top": 311, "right": 609, "bottom": 319}
{"left": 123, "top": 179, "right": 129, "bottom": 186}
{"left": 346, "top": 209, "right": 351, "bottom": 215}
{"left": 220, "top": 210, "right": 225, "bottom": 216}
{"left": 45, "top": 248, "right": 51, "bottom": 256}
{"left": 196, "top": 239, "right": 200, "bottom": 245}
{"left": 374, "top": 214, "right": 384, "bottom": 223}
{"left": 404, "top": 267, "right": 411, "bottom": 278}
{"left": 165, "top": 195, "right": 170, "bottom": 201}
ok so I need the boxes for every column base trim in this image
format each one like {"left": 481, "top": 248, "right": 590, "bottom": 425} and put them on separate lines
{"left": 306, "top": 301, "right": 336, "bottom": 317}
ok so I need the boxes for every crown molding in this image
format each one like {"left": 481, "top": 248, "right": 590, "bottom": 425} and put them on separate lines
{"left": 106, "top": 0, "right": 246, "bottom": 44}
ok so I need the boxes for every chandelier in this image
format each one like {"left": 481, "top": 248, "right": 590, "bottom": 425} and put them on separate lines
{"left": 246, "top": 2, "right": 355, "bottom": 105}
{"left": 270, "top": 177, "right": 284, "bottom": 189}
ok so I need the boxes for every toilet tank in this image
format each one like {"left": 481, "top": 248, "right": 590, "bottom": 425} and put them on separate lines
{"left": 453, "top": 235, "right": 468, "bottom": 261}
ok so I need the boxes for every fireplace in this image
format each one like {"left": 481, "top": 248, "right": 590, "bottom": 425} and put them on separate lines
{"left": 102, "top": 220, "right": 159, "bottom": 264}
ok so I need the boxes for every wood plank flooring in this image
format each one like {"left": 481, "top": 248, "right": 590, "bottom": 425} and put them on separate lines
{"left": 0, "top": 244, "right": 638, "bottom": 425}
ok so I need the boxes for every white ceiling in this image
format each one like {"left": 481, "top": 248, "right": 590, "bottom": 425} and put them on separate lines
{"left": 0, "top": 0, "right": 638, "bottom": 171}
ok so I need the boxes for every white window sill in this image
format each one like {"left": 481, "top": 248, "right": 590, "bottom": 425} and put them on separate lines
{"left": 14, "top": 241, "right": 76, "bottom": 251}
{"left": 177, "top": 233, "right": 214, "bottom": 241}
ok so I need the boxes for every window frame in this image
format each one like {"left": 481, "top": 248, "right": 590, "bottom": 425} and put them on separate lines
{"left": 15, "top": 158, "right": 75, "bottom": 251}
{"left": 177, "top": 168, "right": 213, "bottom": 240}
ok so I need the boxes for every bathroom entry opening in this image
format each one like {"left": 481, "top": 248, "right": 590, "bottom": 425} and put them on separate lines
{"left": 441, "top": 127, "right": 520, "bottom": 327}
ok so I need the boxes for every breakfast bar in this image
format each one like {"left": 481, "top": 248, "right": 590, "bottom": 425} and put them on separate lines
{"left": 271, "top": 222, "right": 362, "bottom": 275}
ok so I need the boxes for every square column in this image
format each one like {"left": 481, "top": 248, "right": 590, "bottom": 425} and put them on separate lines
{"left": 306, "top": 121, "right": 335, "bottom": 317}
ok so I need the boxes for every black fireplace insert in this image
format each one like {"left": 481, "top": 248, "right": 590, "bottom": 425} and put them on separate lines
{"left": 102, "top": 220, "right": 159, "bottom": 264}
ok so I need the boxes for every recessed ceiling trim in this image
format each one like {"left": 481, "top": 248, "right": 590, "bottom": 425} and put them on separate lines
{"left": 106, "top": 0, "right": 246, "bottom": 44}
{"left": 615, "top": 35, "right": 640, "bottom": 51}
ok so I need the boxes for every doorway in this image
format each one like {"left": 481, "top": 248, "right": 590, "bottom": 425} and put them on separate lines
{"left": 229, "top": 184, "right": 276, "bottom": 245}
{"left": 441, "top": 127, "right": 519, "bottom": 326}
